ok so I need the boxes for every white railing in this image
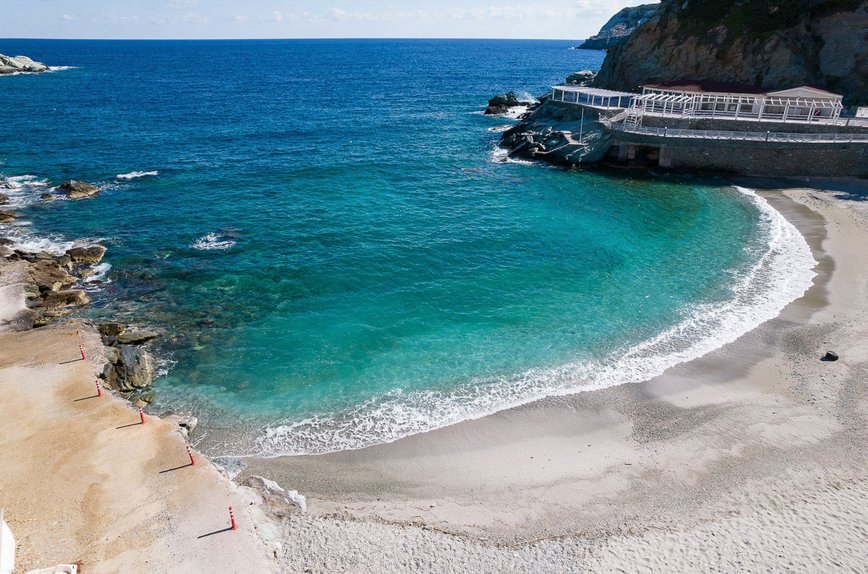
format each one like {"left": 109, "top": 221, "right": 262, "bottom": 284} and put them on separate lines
{"left": 636, "top": 108, "right": 868, "bottom": 127}
{"left": 612, "top": 123, "right": 868, "bottom": 144}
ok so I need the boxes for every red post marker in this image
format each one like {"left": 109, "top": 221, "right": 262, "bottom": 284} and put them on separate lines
{"left": 96, "top": 379, "right": 103, "bottom": 397}
{"left": 186, "top": 444, "right": 195, "bottom": 466}
{"left": 229, "top": 506, "right": 237, "bottom": 531}
{"left": 138, "top": 406, "right": 145, "bottom": 424}
{"left": 79, "top": 344, "right": 87, "bottom": 361}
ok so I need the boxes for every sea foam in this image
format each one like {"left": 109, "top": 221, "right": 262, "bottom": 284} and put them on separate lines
{"left": 254, "top": 186, "right": 817, "bottom": 456}
{"left": 117, "top": 170, "right": 158, "bottom": 180}
{"left": 191, "top": 232, "right": 237, "bottom": 251}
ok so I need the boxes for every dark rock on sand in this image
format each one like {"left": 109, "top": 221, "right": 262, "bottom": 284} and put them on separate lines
{"left": 66, "top": 245, "right": 107, "bottom": 265}
{"left": 59, "top": 180, "right": 100, "bottom": 200}
{"left": 485, "top": 92, "right": 521, "bottom": 115}
{"left": 114, "top": 345, "right": 156, "bottom": 391}
{"left": 821, "top": 351, "right": 839, "bottom": 362}
{"left": 117, "top": 330, "right": 158, "bottom": 345}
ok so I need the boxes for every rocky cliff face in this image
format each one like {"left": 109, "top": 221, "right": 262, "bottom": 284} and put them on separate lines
{"left": 579, "top": 4, "right": 659, "bottom": 50}
{"left": 595, "top": 0, "right": 868, "bottom": 105}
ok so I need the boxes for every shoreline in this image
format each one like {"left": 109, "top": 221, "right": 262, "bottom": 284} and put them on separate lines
{"left": 238, "top": 180, "right": 868, "bottom": 571}
{"left": 2, "top": 177, "right": 866, "bottom": 571}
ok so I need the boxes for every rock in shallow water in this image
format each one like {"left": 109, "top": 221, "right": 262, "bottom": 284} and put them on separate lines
{"left": 117, "top": 330, "right": 158, "bottom": 345}
{"left": 66, "top": 245, "right": 107, "bottom": 264}
{"left": 37, "top": 289, "right": 90, "bottom": 309}
{"left": 0, "top": 54, "right": 49, "bottom": 74}
{"left": 485, "top": 91, "right": 521, "bottom": 115}
{"left": 59, "top": 180, "right": 100, "bottom": 200}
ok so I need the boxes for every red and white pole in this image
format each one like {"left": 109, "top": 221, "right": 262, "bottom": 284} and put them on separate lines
{"left": 138, "top": 406, "right": 145, "bottom": 424}
{"left": 96, "top": 379, "right": 102, "bottom": 397}
{"left": 229, "top": 506, "right": 237, "bottom": 531}
{"left": 186, "top": 444, "right": 195, "bottom": 466}
{"left": 79, "top": 344, "right": 86, "bottom": 360}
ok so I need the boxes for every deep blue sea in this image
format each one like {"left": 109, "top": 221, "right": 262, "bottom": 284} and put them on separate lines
{"left": 0, "top": 40, "right": 815, "bottom": 456}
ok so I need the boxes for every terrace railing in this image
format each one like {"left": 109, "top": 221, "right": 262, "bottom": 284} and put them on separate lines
{"left": 611, "top": 123, "right": 868, "bottom": 144}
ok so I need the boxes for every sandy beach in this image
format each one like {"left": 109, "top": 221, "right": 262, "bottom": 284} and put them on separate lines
{"left": 1, "top": 181, "right": 867, "bottom": 572}
{"left": 242, "top": 182, "right": 868, "bottom": 571}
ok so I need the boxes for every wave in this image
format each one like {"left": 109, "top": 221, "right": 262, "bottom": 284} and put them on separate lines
{"left": 487, "top": 125, "right": 513, "bottom": 133}
{"left": 83, "top": 262, "right": 112, "bottom": 283}
{"left": 191, "top": 232, "right": 236, "bottom": 251}
{"left": 47, "top": 66, "right": 76, "bottom": 72}
{"left": 0, "top": 174, "right": 53, "bottom": 208}
{"left": 253, "top": 186, "right": 817, "bottom": 456}
{"left": 117, "top": 170, "right": 158, "bottom": 180}
{"left": 488, "top": 144, "right": 535, "bottom": 166}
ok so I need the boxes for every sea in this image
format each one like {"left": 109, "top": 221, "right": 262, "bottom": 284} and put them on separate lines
{"left": 0, "top": 39, "right": 816, "bottom": 458}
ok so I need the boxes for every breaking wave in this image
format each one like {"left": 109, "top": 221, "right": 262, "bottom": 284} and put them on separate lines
{"left": 191, "top": 232, "right": 237, "bottom": 251}
{"left": 117, "top": 170, "right": 158, "bottom": 180}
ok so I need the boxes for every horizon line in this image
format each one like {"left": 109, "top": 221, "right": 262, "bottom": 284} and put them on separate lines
{"left": 1, "top": 36, "right": 590, "bottom": 42}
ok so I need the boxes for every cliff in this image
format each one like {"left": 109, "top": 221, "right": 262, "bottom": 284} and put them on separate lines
{"left": 578, "top": 4, "right": 659, "bottom": 50}
{"left": 595, "top": 0, "right": 868, "bottom": 105}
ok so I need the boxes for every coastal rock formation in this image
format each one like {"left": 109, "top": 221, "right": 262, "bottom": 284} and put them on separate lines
{"left": 0, "top": 211, "right": 16, "bottom": 223}
{"left": 0, "top": 193, "right": 8, "bottom": 205}
{"left": 595, "top": 0, "right": 868, "bottom": 105}
{"left": 27, "top": 259, "right": 77, "bottom": 292}
{"left": 112, "top": 345, "right": 156, "bottom": 391}
{"left": 38, "top": 289, "right": 91, "bottom": 310}
{"left": 59, "top": 180, "right": 100, "bottom": 199}
{"left": 0, "top": 54, "right": 48, "bottom": 75}
{"left": 243, "top": 476, "right": 307, "bottom": 515}
{"left": 485, "top": 92, "right": 522, "bottom": 115}
{"left": 66, "top": 244, "right": 107, "bottom": 265}
{"left": 578, "top": 3, "right": 658, "bottom": 50}
{"left": 117, "top": 330, "right": 159, "bottom": 345}
{"left": 565, "top": 70, "right": 596, "bottom": 86}
{"left": 499, "top": 100, "right": 614, "bottom": 164}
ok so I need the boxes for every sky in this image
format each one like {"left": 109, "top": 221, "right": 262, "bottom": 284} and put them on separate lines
{"left": 1, "top": 0, "right": 656, "bottom": 40}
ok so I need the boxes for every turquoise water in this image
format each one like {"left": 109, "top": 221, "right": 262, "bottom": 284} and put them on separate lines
{"left": 0, "top": 40, "right": 815, "bottom": 455}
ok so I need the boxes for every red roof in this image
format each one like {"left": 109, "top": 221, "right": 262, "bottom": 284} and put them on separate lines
{"left": 642, "top": 80, "right": 768, "bottom": 94}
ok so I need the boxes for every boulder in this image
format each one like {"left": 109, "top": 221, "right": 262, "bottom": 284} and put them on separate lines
{"left": 40, "top": 193, "right": 59, "bottom": 201}
{"left": 0, "top": 54, "right": 49, "bottom": 74}
{"left": 0, "top": 211, "right": 16, "bottom": 223}
{"left": 66, "top": 244, "right": 107, "bottom": 265}
{"left": 104, "top": 345, "right": 120, "bottom": 364}
{"left": 565, "top": 70, "right": 596, "bottom": 86}
{"left": 114, "top": 345, "right": 156, "bottom": 391}
{"left": 27, "top": 259, "right": 77, "bottom": 292}
{"left": 243, "top": 476, "right": 307, "bottom": 515}
{"left": 59, "top": 180, "right": 100, "bottom": 200}
{"left": 98, "top": 322, "right": 126, "bottom": 337}
{"left": 0, "top": 192, "right": 8, "bottom": 204}
{"left": 821, "top": 351, "right": 839, "bottom": 362}
{"left": 37, "top": 289, "right": 90, "bottom": 310}
{"left": 0, "top": 180, "right": 14, "bottom": 190}
{"left": 485, "top": 91, "right": 521, "bottom": 115}
{"left": 117, "top": 330, "right": 158, "bottom": 345}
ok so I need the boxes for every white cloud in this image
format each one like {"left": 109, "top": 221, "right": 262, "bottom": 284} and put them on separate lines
{"left": 61, "top": 14, "right": 78, "bottom": 22}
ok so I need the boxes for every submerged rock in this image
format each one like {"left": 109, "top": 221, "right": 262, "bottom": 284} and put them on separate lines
{"left": 66, "top": 244, "right": 107, "bottom": 265}
{"left": 59, "top": 180, "right": 100, "bottom": 200}
{"left": 0, "top": 192, "right": 8, "bottom": 204}
{"left": 485, "top": 92, "right": 521, "bottom": 115}
{"left": 0, "top": 211, "right": 16, "bottom": 223}
{"left": 40, "top": 193, "right": 59, "bottom": 201}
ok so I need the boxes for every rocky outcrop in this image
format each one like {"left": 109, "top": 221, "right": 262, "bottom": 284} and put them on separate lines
{"left": 564, "top": 70, "right": 596, "bottom": 86}
{"left": 59, "top": 180, "right": 100, "bottom": 199}
{"left": 37, "top": 289, "right": 91, "bottom": 310}
{"left": 0, "top": 54, "right": 48, "bottom": 75}
{"left": 595, "top": 0, "right": 868, "bottom": 105}
{"left": 243, "top": 476, "right": 307, "bottom": 515}
{"left": 117, "top": 330, "right": 159, "bottom": 345}
{"left": 485, "top": 92, "right": 522, "bottom": 115}
{"left": 499, "top": 100, "right": 615, "bottom": 165}
{"left": 578, "top": 4, "right": 658, "bottom": 50}
{"left": 0, "top": 193, "right": 8, "bottom": 205}
{"left": 66, "top": 245, "right": 106, "bottom": 265}
{"left": 110, "top": 345, "right": 156, "bottom": 392}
